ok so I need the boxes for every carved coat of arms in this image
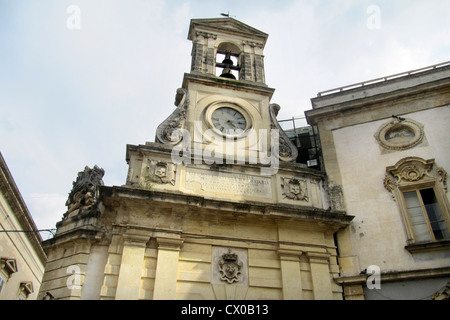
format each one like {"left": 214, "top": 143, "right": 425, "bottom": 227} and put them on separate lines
{"left": 143, "top": 160, "right": 176, "bottom": 187}
{"left": 218, "top": 249, "right": 243, "bottom": 284}
{"left": 281, "top": 177, "right": 308, "bottom": 201}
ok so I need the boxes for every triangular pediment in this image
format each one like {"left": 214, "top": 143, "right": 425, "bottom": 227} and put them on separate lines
{"left": 1, "top": 258, "right": 18, "bottom": 275}
{"left": 188, "top": 18, "right": 268, "bottom": 44}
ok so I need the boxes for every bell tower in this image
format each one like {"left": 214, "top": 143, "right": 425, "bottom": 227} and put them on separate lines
{"left": 188, "top": 18, "right": 267, "bottom": 83}
{"left": 155, "top": 17, "right": 297, "bottom": 166}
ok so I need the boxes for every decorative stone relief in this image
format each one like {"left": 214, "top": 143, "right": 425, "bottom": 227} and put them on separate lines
{"left": 269, "top": 103, "right": 298, "bottom": 162}
{"left": 242, "top": 40, "right": 264, "bottom": 49}
{"left": 281, "top": 177, "right": 308, "bottom": 201}
{"left": 218, "top": 249, "right": 243, "bottom": 284}
{"left": 64, "top": 165, "right": 105, "bottom": 219}
{"left": 384, "top": 157, "right": 448, "bottom": 199}
{"left": 325, "top": 181, "right": 346, "bottom": 211}
{"left": 195, "top": 31, "right": 218, "bottom": 40}
{"left": 141, "top": 160, "right": 176, "bottom": 187}
{"left": 375, "top": 118, "right": 424, "bottom": 151}
{"left": 212, "top": 247, "right": 248, "bottom": 286}
{"left": 385, "top": 157, "right": 434, "bottom": 187}
{"left": 384, "top": 157, "right": 449, "bottom": 245}
{"left": 155, "top": 88, "right": 190, "bottom": 146}
{"left": 437, "top": 167, "right": 448, "bottom": 192}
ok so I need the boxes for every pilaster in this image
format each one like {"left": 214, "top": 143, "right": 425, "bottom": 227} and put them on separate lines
{"left": 277, "top": 249, "right": 303, "bottom": 300}
{"left": 152, "top": 235, "right": 184, "bottom": 300}
{"left": 115, "top": 232, "right": 149, "bottom": 300}
{"left": 307, "top": 252, "right": 333, "bottom": 300}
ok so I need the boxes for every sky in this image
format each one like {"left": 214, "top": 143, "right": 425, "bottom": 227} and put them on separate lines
{"left": 1, "top": 0, "right": 449, "bottom": 238}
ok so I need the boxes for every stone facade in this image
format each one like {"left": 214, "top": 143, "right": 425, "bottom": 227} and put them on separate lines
{"left": 38, "top": 18, "right": 353, "bottom": 300}
{"left": 306, "top": 63, "right": 450, "bottom": 300}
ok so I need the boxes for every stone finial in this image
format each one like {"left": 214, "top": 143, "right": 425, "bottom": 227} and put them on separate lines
{"left": 64, "top": 165, "right": 105, "bottom": 219}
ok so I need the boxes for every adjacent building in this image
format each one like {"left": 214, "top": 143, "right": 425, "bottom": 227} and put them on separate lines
{"left": 306, "top": 62, "right": 450, "bottom": 300}
{"left": 0, "top": 152, "right": 47, "bottom": 299}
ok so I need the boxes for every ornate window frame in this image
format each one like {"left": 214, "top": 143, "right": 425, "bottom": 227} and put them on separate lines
{"left": 384, "top": 157, "right": 450, "bottom": 251}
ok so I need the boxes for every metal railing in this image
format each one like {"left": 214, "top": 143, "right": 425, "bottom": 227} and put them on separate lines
{"left": 317, "top": 60, "right": 450, "bottom": 97}
{"left": 277, "top": 116, "right": 307, "bottom": 132}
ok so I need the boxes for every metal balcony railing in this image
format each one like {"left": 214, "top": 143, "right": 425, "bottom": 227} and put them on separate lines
{"left": 316, "top": 60, "right": 450, "bottom": 97}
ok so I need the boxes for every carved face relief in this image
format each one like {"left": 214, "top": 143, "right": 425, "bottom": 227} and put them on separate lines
{"left": 281, "top": 177, "right": 308, "bottom": 201}
{"left": 155, "top": 164, "right": 167, "bottom": 178}
{"left": 289, "top": 181, "right": 301, "bottom": 195}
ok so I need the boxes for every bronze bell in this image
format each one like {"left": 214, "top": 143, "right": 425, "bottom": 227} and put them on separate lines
{"left": 219, "top": 52, "right": 236, "bottom": 79}
{"left": 220, "top": 67, "right": 236, "bottom": 79}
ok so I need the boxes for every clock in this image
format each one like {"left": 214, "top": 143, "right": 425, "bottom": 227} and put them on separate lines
{"left": 211, "top": 107, "right": 247, "bottom": 135}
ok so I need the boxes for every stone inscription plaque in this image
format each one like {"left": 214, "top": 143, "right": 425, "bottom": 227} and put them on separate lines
{"left": 185, "top": 168, "right": 272, "bottom": 199}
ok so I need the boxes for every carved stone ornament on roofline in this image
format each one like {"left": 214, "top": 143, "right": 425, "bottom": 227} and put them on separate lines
{"left": 268, "top": 103, "right": 298, "bottom": 162}
{"left": 242, "top": 40, "right": 264, "bottom": 48}
{"left": 195, "top": 31, "right": 217, "bottom": 39}
{"left": 64, "top": 165, "right": 105, "bottom": 219}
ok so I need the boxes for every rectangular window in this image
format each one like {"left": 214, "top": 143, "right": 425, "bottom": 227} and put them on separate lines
{"left": 403, "top": 188, "right": 450, "bottom": 242}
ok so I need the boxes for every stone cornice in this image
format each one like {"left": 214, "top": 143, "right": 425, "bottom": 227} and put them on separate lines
{"left": 188, "top": 18, "right": 268, "bottom": 45}
{"left": 99, "top": 185, "right": 353, "bottom": 228}
{"left": 306, "top": 68, "right": 450, "bottom": 126}
{"left": 182, "top": 73, "right": 274, "bottom": 96}
{"left": 335, "top": 266, "right": 450, "bottom": 285}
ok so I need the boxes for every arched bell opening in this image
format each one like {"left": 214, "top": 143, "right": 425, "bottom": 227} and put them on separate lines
{"left": 216, "top": 42, "right": 241, "bottom": 80}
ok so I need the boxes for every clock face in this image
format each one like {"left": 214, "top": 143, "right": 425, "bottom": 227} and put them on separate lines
{"left": 211, "top": 107, "right": 247, "bottom": 134}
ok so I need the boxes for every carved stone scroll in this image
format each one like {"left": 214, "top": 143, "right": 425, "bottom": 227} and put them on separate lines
{"left": 155, "top": 88, "right": 190, "bottom": 146}
{"left": 269, "top": 104, "right": 298, "bottom": 162}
